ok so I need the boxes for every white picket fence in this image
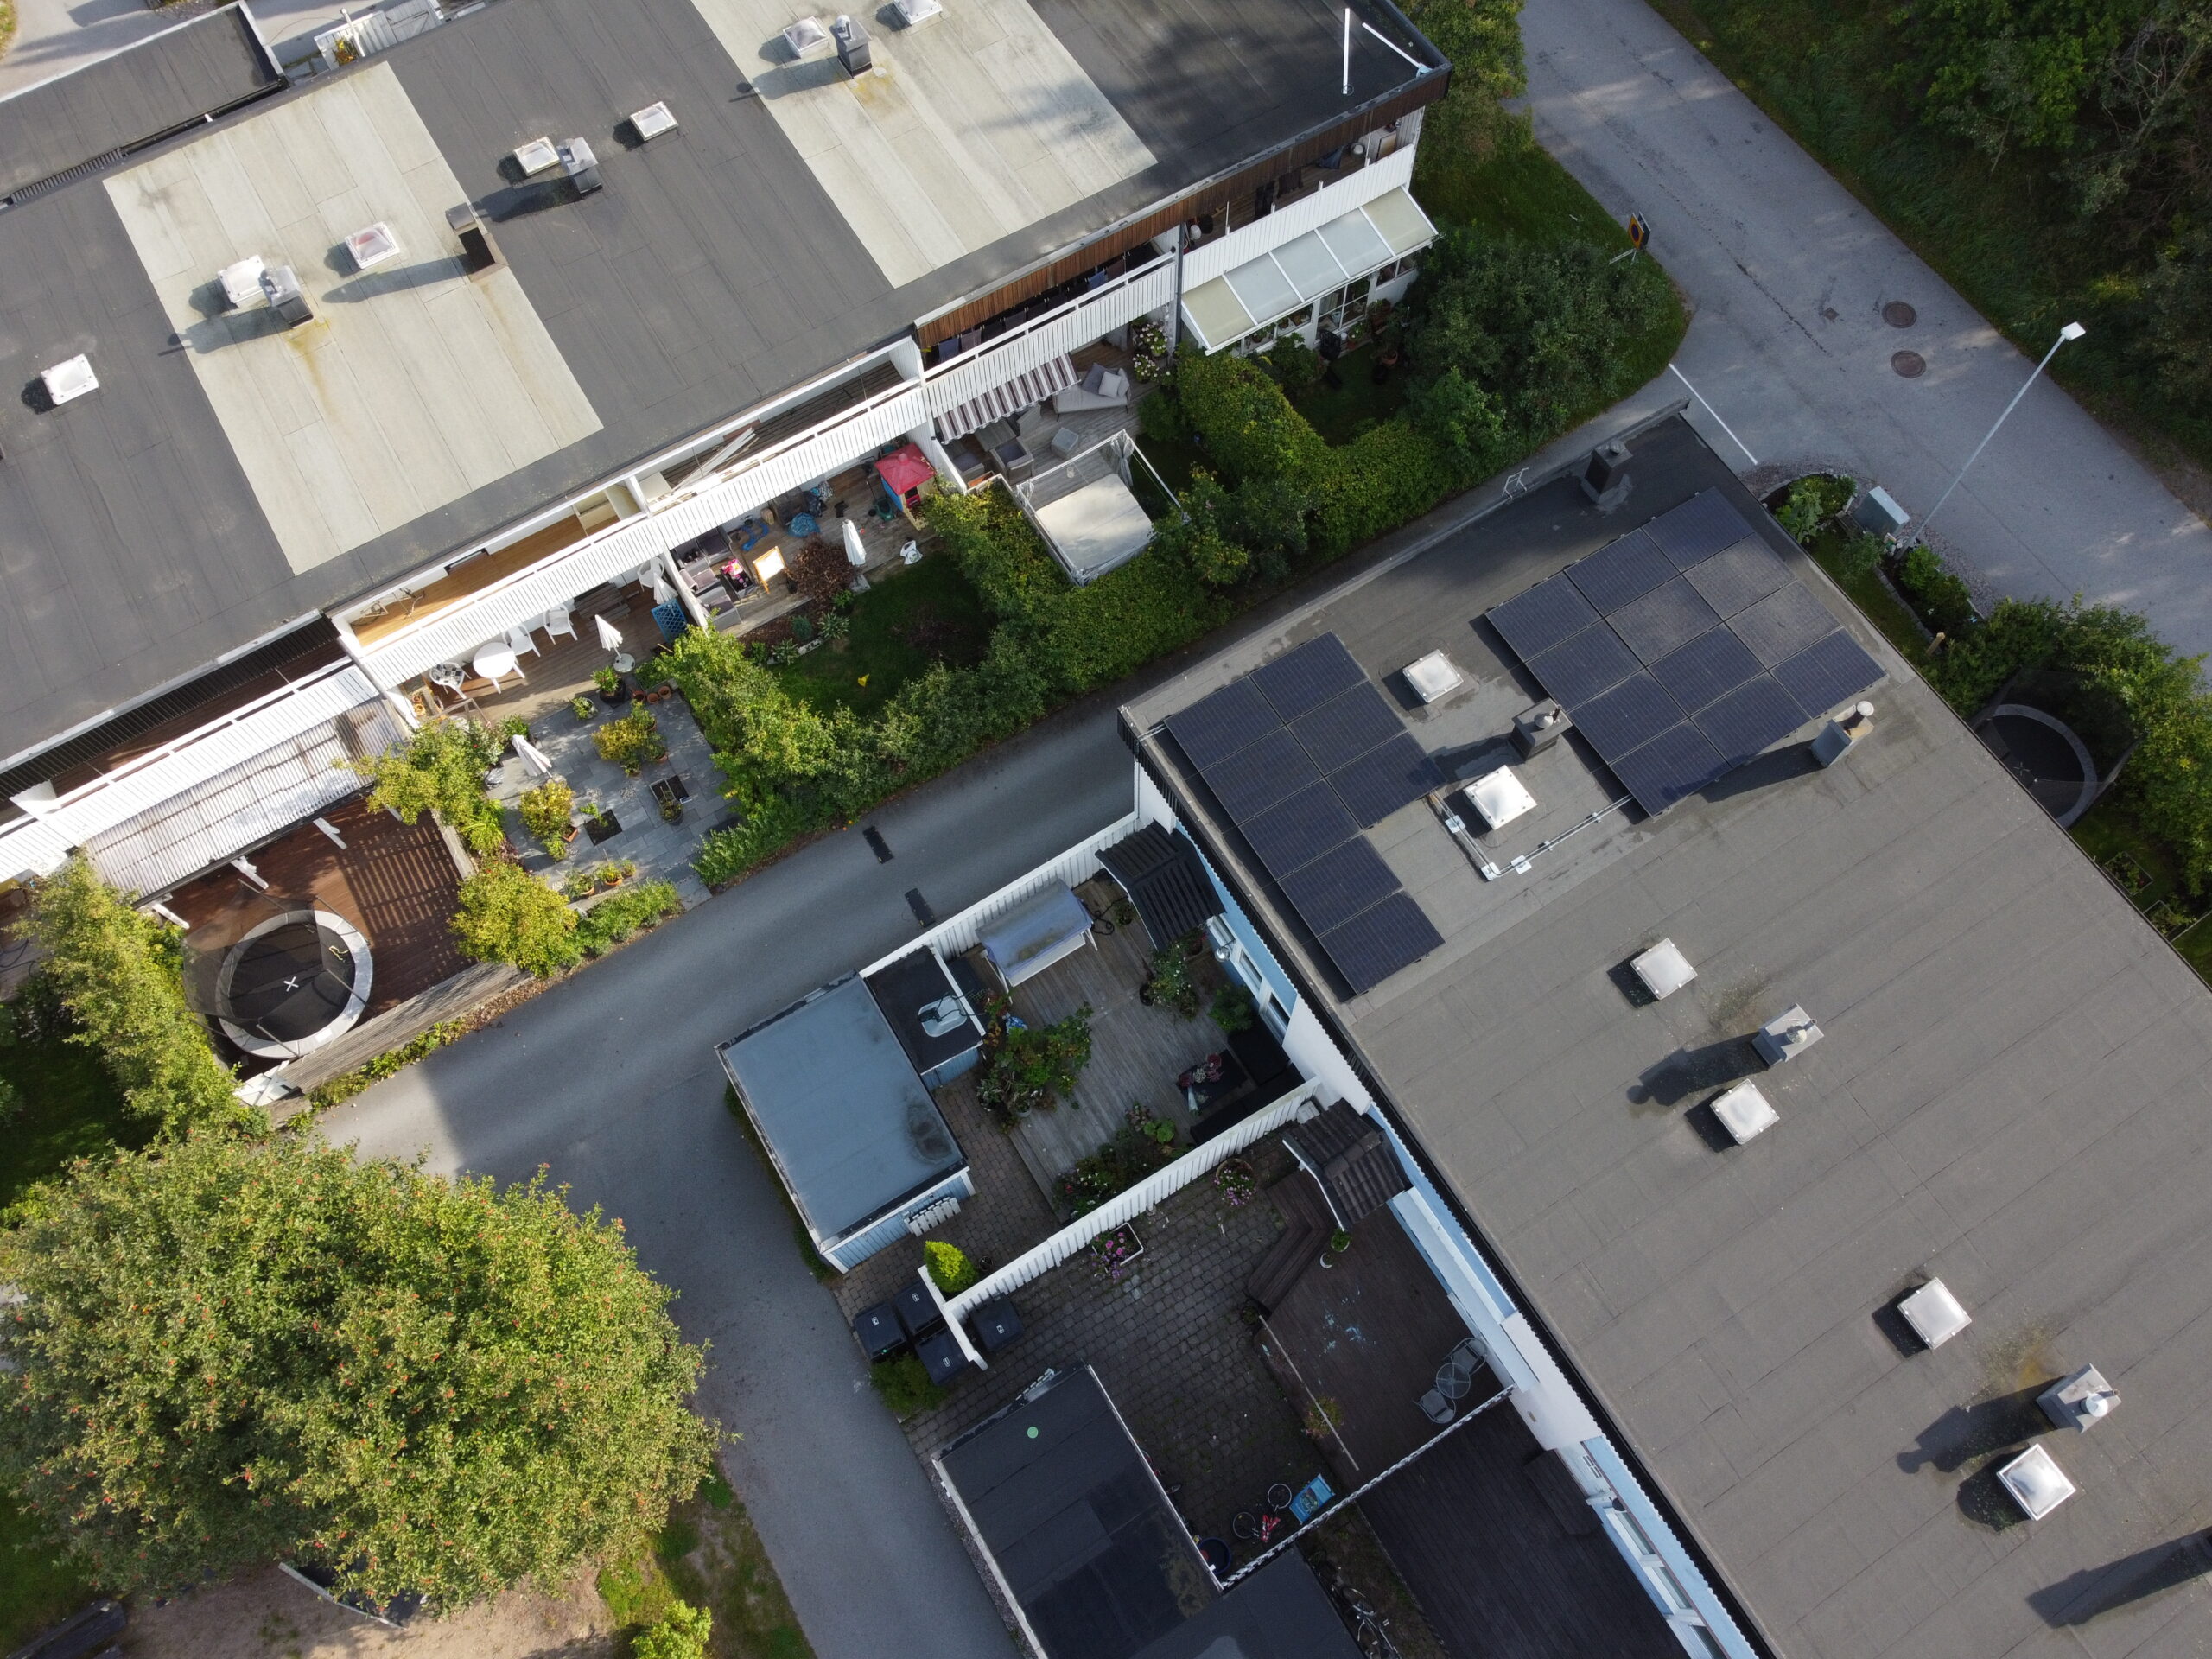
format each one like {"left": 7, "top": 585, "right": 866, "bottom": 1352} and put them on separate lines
{"left": 944, "top": 1083, "right": 1319, "bottom": 1321}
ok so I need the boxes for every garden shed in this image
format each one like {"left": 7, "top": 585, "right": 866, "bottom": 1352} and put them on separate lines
{"left": 718, "top": 974, "right": 971, "bottom": 1271}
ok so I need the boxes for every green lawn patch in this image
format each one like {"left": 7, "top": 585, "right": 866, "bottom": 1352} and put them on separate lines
{"left": 773, "top": 555, "right": 990, "bottom": 719}
{"left": 0, "top": 1488, "right": 98, "bottom": 1655}
{"left": 1291, "top": 347, "right": 1408, "bottom": 445}
{"left": 600, "top": 1465, "right": 815, "bottom": 1659}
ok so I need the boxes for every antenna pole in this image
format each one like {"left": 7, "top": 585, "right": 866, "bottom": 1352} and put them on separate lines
{"left": 1342, "top": 7, "right": 1351, "bottom": 96}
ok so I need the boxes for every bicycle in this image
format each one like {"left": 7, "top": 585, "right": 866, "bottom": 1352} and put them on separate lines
{"left": 1230, "top": 1483, "right": 1295, "bottom": 1549}
{"left": 1314, "top": 1556, "right": 1403, "bottom": 1659}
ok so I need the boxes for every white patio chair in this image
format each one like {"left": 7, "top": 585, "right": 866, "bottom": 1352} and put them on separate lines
{"left": 543, "top": 607, "right": 578, "bottom": 642}
{"left": 505, "top": 624, "right": 538, "bottom": 660}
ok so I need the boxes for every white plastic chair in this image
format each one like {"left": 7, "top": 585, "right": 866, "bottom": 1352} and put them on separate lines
{"left": 505, "top": 624, "right": 538, "bottom": 660}
{"left": 543, "top": 607, "right": 577, "bottom": 642}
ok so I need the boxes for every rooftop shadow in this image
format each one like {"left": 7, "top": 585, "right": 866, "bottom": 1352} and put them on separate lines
{"left": 2027, "top": 1530, "right": 2212, "bottom": 1626}
{"left": 1626, "top": 1035, "right": 1760, "bottom": 1107}
{"left": 1898, "top": 1382, "right": 2051, "bottom": 1475}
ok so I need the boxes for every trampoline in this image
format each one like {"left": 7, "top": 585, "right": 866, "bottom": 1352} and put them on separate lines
{"left": 1980, "top": 704, "right": 2097, "bottom": 826}
{"left": 215, "top": 909, "right": 373, "bottom": 1059}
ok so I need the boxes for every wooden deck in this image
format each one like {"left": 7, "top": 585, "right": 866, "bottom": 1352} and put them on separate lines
{"left": 992, "top": 882, "right": 1228, "bottom": 1199}
{"left": 410, "top": 583, "right": 659, "bottom": 724}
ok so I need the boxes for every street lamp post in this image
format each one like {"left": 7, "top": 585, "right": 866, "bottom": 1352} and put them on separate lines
{"left": 1917, "top": 321, "right": 2086, "bottom": 544}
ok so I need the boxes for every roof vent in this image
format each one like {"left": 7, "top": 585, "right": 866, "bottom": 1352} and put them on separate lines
{"left": 343, "top": 222, "right": 401, "bottom": 271}
{"left": 1812, "top": 701, "right": 1875, "bottom": 766}
{"left": 40, "top": 354, "right": 99, "bottom": 406}
{"left": 1752, "top": 1004, "right": 1821, "bottom": 1065}
{"left": 830, "top": 12, "right": 872, "bottom": 73}
{"left": 1710, "top": 1080, "right": 1777, "bottom": 1143}
{"left": 1630, "top": 938, "right": 1696, "bottom": 1001}
{"left": 1580, "top": 439, "right": 1630, "bottom": 509}
{"left": 557, "top": 137, "right": 602, "bottom": 195}
{"left": 1463, "top": 765, "right": 1535, "bottom": 832}
{"left": 629, "top": 100, "right": 678, "bottom": 142}
{"left": 446, "top": 203, "right": 500, "bottom": 273}
{"left": 1513, "top": 698, "right": 1571, "bottom": 759}
{"left": 1897, "top": 1278, "right": 1971, "bottom": 1349}
{"left": 1402, "top": 650, "right": 1462, "bottom": 704}
{"left": 2039, "top": 1365, "right": 2120, "bottom": 1433}
{"left": 893, "top": 0, "right": 944, "bottom": 24}
{"left": 783, "top": 16, "right": 833, "bottom": 57}
{"left": 1996, "top": 1444, "right": 2075, "bottom": 1519}
{"left": 260, "top": 265, "right": 314, "bottom": 327}
{"left": 512, "top": 136, "right": 562, "bottom": 176}
{"left": 217, "top": 256, "right": 267, "bottom": 309}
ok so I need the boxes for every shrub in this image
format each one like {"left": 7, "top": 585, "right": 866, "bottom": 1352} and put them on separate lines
{"left": 923, "top": 1239, "right": 978, "bottom": 1296}
{"left": 349, "top": 719, "right": 507, "bottom": 855}
{"left": 518, "top": 778, "right": 575, "bottom": 857}
{"left": 976, "top": 1001, "right": 1093, "bottom": 1122}
{"left": 1055, "top": 1104, "right": 1179, "bottom": 1217}
{"left": 575, "top": 881, "right": 683, "bottom": 957}
{"left": 1776, "top": 476, "right": 1840, "bottom": 543}
{"left": 0, "top": 1135, "right": 715, "bottom": 1607}
{"left": 307, "top": 1020, "right": 467, "bottom": 1112}
{"left": 594, "top": 710, "right": 668, "bottom": 775}
{"left": 1210, "top": 982, "right": 1255, "bottom": 1033}
{"left": 15, "top": 855, "right": 247, "bottom": 1136}
{"left": 633, "top": 1600, "right": 713, "bottom": 1659}
{"left": 1262, "top": 334, "right": 1322, "bottom": 399}
{"left": 571, "top": 695, "right": 597, "bottom": 722}
{"left": 1143, "top": 945, "right": 1202, "bottom": 1018}
{"left": 1894, "top": 543, "right": 1978, "bottom": 637}
{"left": 869, "top": 1353, "right": 945, "bottom": 1419}
{"left": 451, "top": 859, "right": 581, "bottom": 977}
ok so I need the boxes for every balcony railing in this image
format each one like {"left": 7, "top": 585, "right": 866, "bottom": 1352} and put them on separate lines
{"left": 923, "top": 259, "right": 1176, "bottom": 417}
{"left": 1180, "top": 143, "right": 1417, "bottom": 289}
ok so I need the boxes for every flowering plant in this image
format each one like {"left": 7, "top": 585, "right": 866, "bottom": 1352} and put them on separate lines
{"left": 1212, "top": 1158, "right": 1256, "bottom": 1207}
{"left": 1090, "top": 1221, "right": 1143, "bottom": 1282}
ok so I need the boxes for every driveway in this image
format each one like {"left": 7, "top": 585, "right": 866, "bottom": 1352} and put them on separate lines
{"left": 1520, "top": 0, "right": 2212, "bottom": 656}
{"left": 324, "top": 703, "right": 1138, "bottom": 1659}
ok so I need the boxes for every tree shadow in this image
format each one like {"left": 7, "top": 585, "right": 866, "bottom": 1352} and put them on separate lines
{"left": 1897, "top": 1383, "right": 2051, "bottom": 1475}
{"left": 1625, "top": 1036, "right": 1760, "bottom": 1107}
{"left": 2027, "top": 1530, "right": 2212, "bottom": 1627}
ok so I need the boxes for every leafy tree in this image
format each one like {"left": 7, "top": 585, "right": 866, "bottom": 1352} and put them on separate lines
{"left": 2141, "top": 220, "right": 2212, "bottom": 401}
{"left": 517, "top": 778, "right": 575, "bottom": 859}
{"left": 1891, "top": 0, "right": 2136, "bottom": 162}
{"left": 1405, "top": 366, "right": 1510, "bottom": 479}
{"left": 450, "top": 858, "right": 582, "bottom": 977}
{"left": 923, "top": 1239, "right": 978, "bottom": 1296}
{"left": 634, "top": 1600, "right": 714, "bottom": 1659}
{"left": 16, "top": 855, "right": 246, "bottom": 1136}
{"left": 350, "top": 720, "right": 507, "bottom": 856}
{"left": 0, "top": 1134, "right": 715, "bottom": 1606}
{"left": 1402, "top": 0, "right": 1529, "bottom": 173}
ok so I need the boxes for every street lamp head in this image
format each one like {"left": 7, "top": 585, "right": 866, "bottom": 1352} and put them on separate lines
{"left": 2059, "top": 321, "right": 2087, "bottom": 342}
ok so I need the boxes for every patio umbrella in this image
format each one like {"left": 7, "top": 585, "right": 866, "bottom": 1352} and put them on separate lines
{"left": 842, "top": 516, "right": 867, "bottom": 569}
{"left": 512, "top": 736, "right": 556, "bottom": 778}
{"left": 594, "top": 613, "right": 625, "bottom": 653}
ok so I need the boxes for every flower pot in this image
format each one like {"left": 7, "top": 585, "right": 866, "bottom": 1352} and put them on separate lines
{"left": 562, "top": 824, "right": 581, "bottom": 843}
{"left": 597, "top": 681, "right": 630, "bottom": 706}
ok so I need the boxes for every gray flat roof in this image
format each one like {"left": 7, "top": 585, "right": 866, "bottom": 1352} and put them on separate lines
{"left": 722, "top": 975, "right": 963, "bottom": 1242}
{"left": 1123, "top": 417, "right": 2212, "bottom": 1655}
{"left": 0, "top": 0, "right": 1423, "bottom": 766}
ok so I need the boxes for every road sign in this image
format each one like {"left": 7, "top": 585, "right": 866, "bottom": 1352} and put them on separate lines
{"left": 1628, "top": 213, "right": 1650, "bottom": 251}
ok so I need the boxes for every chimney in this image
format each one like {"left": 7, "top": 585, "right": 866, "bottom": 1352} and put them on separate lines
{"left": 832, "top": 13, "right": 872, "bottom": 73}
{"left": 447, "top": 203, "right": 500, "bottom": 274}
{"left": 260, "top": 264, "right": 314, "bottom": 327}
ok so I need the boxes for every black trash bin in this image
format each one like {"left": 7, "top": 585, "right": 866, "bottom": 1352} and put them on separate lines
{"left": 914, "top": 1328, "right": 968, "bottom": 1386}
{"left": 892, "top": 1281, "right": 940, "bottom": 1338}
{"left": 854, "top": 1301, "right": 905, "bottom": 1360}
{"left": 970, "top": 1296, "right": 1024, "bottom": 1355}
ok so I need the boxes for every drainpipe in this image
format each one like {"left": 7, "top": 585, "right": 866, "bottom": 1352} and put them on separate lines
{"left": 1165, "top": 222, "right": 1185, "bottom": 357}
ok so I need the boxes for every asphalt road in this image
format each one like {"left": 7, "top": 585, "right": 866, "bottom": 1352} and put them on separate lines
{"left": 1521, "top": 0, "right": 2212, "bottom": 656}
{"left": 324, "top": 702, "right": 1137, "bottom": 1659}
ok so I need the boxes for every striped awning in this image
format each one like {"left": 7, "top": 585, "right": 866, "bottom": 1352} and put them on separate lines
{"left": 934, "top": 353, "right": 1077, "bottom": 442}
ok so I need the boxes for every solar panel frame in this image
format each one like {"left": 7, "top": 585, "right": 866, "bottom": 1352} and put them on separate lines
{"left": 1290, "top": 684, "right": 1406, "bottom": 773}
{"left": 1570, "top": 672, "right": 1682, "bottom": 758}
{"left": 1648, "top": 489, "right": 1756, "bottom": 570}
{"left": 1526, "top": 626, "right": 1641, "bottom": 706}
{"left": 1730, "top": 582, "right": 1840, "bottom": 668}
{"left": 1693, "top": 675, "right": 1808, "bottom": 767}
{"left": 1567, "top": 530, "right": 1675, "bottom": 613}
{"left": 1196, "top": 726, "right": 1321, "bottom": 819}
{"left": 1648, "top": 627, "right": 1764, "bottom": 714}
{"left": 1251, "top": 634, "right": 1367, "bottom": 722}
{"left": 1241, "top": 781, "right": 1360, "bottom": 877}
{"left": 1276, "top": 837, "right": 1402, "bottom": 936}
{"left": 1165, "top": 678, "right": 1279, "bottom": 770}
{"left": 1606, "top": 721, "right": 1730, "bottom": 814}
{"left": 1328, "top": 734, "right": 1444, "bottom": 828}
{"left": 1607, "top": 576, "right": 1725, "bottom": 665}
{"left": 1684, "top": 537, "right": 1791, "bottom": 619}
{"left": 1770, "top": 629, "right": 1885, "bottom": 721}
{"left": 1319, "top": 892, "right": 1446, "bottom": 995}
{"left": 1487, "top": 575, "right": 1600, "bottom": 661}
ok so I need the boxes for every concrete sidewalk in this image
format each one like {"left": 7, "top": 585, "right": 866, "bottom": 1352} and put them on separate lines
{"left": 1519, "top": 0, "right": 2212, "bottom": 656}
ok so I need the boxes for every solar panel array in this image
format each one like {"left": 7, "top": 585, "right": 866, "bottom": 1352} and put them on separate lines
{"left": 1486, "top": 490, "right": 1882, "bottom": 814}
{"left": 1164, "top": 635, "right": 1445, "bottom": 996}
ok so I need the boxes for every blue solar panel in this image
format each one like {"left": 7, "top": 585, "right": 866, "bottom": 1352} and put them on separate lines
{"left": 1606, "top": 722, "right": 1730, "bottom": 814}
{"left": 1608, "top": 576, "right": 1723, "bottom": 664}
{"left": 1319, "top": 892, "right": 1445, "bottom": 996}
{"left": 1649, "top": 628, "right": 1763, "bottom": 714}
{"left": 1329, "top": 734, "right": 1443, "bottom": 828}
{"left": 1528, "top": 626, "right": 1640, "bottom": 705}
{"left": 1277, "top": 837, "right": 1401, "bottom": 935}
{"left": 1166, "top": 678, "right": 1278, "bottom": 769}
{"left": 1291, "top": 685, "right": 1404, "bottom": 773}
{"left": 1487, "top": 575, "right": 1600, "bottom": 661}
{"left": 1198, "top": 726, "right": 1319, "bottom": 819}
{"left": 1693, "top": 675, "right": 1808, "bottom": 766}
{"left": 1730, "top": 582, "right": 1839, "bottom": 668}
{"left": 1685, "top": 537, "right": 1790, "bottom": 618}
{"left": 1251, "top": 634, "right": 1366, "bottom": 722}
{"left": 1242, "top": 781, "right": 1359, "bottom": 876}
{"left": 1770, "top": 630, "right": 1884, "bottom": 721}
{"left": 1648, "top": 490, "right": 1756, "bottom": 570}
{"left": 1570, "top": 672, "right": 1682, "bottom": 757}
{"left": 1567, "top": 530, "right": 1675, "bottom": 613}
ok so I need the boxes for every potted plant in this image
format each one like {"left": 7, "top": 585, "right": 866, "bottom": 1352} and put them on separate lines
{"left": 498, "top": 715, "right": 531, "bottom": 750}
{"left": 570, "top": 695, "right": 596, "bottom": 723}
{"left": 594, "top": 710, "right": 666, "bottom": 776}
{"left": 593, "top": 665, "right": 629, "bottom": 706}
{"left": 1212, "top": 1157, "right": 1256, "bottom": 1207}
{"left": 1141, "top": 946, "right": 1202, "bottom": 1019}
{"left": 517, "top": 778, "right": 575, "bottom": 860}
{"left": 1091, "top": 1221, "right": 1143, "bottom": 1281}
{"left": 660, "top": 796, "right": 685, "bottom": 825}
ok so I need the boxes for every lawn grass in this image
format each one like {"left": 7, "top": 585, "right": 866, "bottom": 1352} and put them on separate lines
{"left": 601, "top": 1465, "right": 815, "bottom": 1659}
{"left": 1291, "top": 347, "right": 1408, "bottom": 445}
{"left": 772, "top": 554, "right": 990, "bottom": 719}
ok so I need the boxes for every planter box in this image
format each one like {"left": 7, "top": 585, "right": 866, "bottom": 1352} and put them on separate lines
{"left": 1091, "top": 1221, "right": 1143, "bottom": 1276}
{"left": 583, "top": 811, "right": 624, "bottom": 845}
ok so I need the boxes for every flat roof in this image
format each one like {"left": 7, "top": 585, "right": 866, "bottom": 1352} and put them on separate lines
{"left": 1123, "top": 416, "right": 2212, "bottom": 1655}
{"left": 722, "top": 975, "right": 963, "bottom": 1242}
{"left": 0, "top": 0, "right": 1425, "bottom": 766}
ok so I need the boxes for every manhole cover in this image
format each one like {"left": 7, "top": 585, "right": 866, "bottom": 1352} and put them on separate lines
{"left": 1891, "top": 350, "right": 1926, "bottom": 378}
{"left": 1884, "top": 300, "right": 1917, "bottom": 327}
